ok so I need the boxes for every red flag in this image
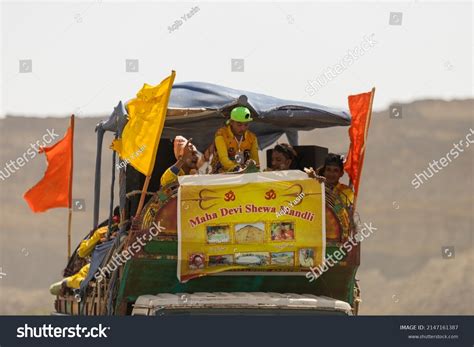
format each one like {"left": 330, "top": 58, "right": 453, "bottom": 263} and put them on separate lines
{"left": 24, "top": 123, "right": 74, "bottom": 212}
{"left": 344, "top": 89, "right": 375, "bottom": 201}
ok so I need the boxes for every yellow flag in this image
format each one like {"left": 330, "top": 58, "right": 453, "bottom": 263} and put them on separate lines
{"left": 112, "top": 71, "right": 176, "bottom": 176}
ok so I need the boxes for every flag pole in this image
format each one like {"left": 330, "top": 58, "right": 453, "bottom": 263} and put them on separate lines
{"left": 135, "top": 176, "right": 151, "bottom": 218}
{"left": 67, "top": 114, "right": 75, "bottom": 259}
{"left": 352, "top": 87, "right": 375, "bottom": 213}
{"left": 133, "top": 71, "right": 176, "bottom": 219}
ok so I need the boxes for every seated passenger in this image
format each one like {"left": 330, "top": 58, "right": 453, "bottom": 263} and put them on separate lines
{"left": 268, "top": 143, "right": 326, "bottom": 185}
{"left": 211, "top": 106, "right": 260, "bottom": 173}
{"left": 49, "top": 209, "right": 120, "bottom": 296}
{"left": 77, "top": 226, "right": 107, "bottom": 258}
{"left": 49, "top": 226, "right": 106, "bottom": 295}
{"left": 77, "top": 206, "right": 120, "bottom": 257}
{"left": 160, "top": 137, "right": 199, "bottom": 187}
{"left": 318, "top": 153, "right": 354, "bottom": 208}
{"left": 267, "top": 143, "right": 297, "bottom": 171}
{"left": 49, "top": 263, "right": 91, "bottom": 295}
{"left": 49, "top": 226, "right": 110, "bottom": 296}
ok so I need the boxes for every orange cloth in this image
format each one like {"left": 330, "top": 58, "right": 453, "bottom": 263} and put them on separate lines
{"left": 24, "top": 125, "right": 73, "bottom": 212}
{"left": 344, "top": 91, "right": 373, "bottom": 199}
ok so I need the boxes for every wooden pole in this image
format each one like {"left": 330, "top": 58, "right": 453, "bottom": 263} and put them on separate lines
{"left": 135, "top": 175, "right": 151, "bottom": 218}
{"left": 352, "top": 87, "right": 375, "bottom": 213}
{"left": 68, "top": 114, "right": 75, "bottom": 259}
{"left": 67, "top": 208, "right": 72, "bottom": 259}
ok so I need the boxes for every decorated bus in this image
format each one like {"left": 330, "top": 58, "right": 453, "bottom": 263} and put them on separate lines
{"left": 45, "top": 73, "right": 374, "bottom": 316}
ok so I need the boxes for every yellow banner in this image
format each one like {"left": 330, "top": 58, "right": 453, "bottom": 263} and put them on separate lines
{"left": 177, "top": 171, "right": 325, "bottom": 282}
{"left": 111, "top": 71, "right": 176, "bottom": 176}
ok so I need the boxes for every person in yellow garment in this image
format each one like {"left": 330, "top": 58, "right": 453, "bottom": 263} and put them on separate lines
{"left": 160, "top": 137, "right": 199, "bottom": 187}
{"left": 212, "top": 106, "right": 260, "bottom": 173}
{"left": 77, "top": 226, "right": 108, "bottom": 258}
{"left": 318, "top": 153, "right": 354, "bottom": 208}
{"left": 49, "top": 213, "right": 120, "bottom": 296}
{"left": 49, "top": 226, "right": 107, "bottom": 295}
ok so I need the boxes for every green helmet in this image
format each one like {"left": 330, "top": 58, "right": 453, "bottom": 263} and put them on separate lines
{"left": 229, "top": 106, "right": 253, "bottom": 123}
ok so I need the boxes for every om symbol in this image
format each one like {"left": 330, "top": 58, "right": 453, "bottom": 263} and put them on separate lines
{"left": 224, "top": 190, "right": 236, "bottom": 201}
{"left": 265, "top": 189, "right": 277, "bottom": 200}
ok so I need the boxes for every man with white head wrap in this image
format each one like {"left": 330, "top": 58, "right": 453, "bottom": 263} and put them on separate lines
{"left": 160, "top": 136, "right": 199, "bottom": 187}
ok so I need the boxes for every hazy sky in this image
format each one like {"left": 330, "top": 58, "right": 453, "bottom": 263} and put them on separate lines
{"left": 1, "top": 1, "right": 473, "bottom": 118}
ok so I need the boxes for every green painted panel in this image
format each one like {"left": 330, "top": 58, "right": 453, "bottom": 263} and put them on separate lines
{"left": 143, "top": 240, "right": 178, "bottom": 255}
{"left": 116, "top": 257, "right": 358, "bottom": 313}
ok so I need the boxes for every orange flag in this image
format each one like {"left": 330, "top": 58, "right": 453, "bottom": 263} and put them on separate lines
{"left": 344, "top": 89, "right": 375, "bottom": 201}
{"left": 24, "top": 122, "right": 74, "bottom": 213}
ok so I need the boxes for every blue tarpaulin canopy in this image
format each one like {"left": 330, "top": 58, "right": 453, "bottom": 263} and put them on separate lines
{"left": 93, "top": 81, "right": 351, "bottom": 229}
{"left": 163, "top": 81, "right": 351, "bottom": 151}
